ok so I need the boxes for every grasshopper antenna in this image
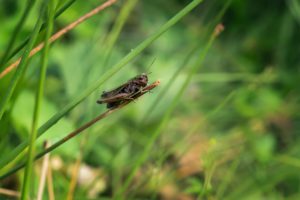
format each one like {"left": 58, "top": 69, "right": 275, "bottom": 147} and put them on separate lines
{"left": 145, "top": 57, "right": 156, "bottom": 75}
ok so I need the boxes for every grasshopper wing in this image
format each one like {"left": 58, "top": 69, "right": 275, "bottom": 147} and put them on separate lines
{"left": 101, "top": 82, "right": 129, "bottom": 98}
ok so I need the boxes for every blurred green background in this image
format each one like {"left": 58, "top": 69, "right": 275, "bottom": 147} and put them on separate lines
{"left": 0, "top": 0, "right": 300, "bottom": 199}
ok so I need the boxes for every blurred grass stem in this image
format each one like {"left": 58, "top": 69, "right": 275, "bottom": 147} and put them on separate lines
{"left": 37, "top": 141, "right": 51, "bottom": 200}
{"left": 0, "top": 2, "right": 46, "bottom": 120}
{"left": 20, "top": 0, "right": 55, "bottom": 199}
{"left": 0, "top": 0, "right": 36, "bottom": 70}
{"left": 102, "top": 0, "right": 138, "bottom": 68}
{"left": 0, "top": 0, "right": 117, "bottom": 79}
{"left": 2, "top": 0, "right": 78, "bottom": 64}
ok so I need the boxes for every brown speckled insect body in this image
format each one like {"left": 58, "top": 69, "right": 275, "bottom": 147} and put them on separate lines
{"left": 97, "top": 73, "right": 148, "bottom": 108}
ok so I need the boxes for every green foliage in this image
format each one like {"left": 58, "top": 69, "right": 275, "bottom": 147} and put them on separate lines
{"left": 0, "top": 0, "right": 300, "bottom": 199}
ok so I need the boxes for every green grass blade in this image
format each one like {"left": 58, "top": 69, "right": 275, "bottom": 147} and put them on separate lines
{"left": 0, "top": 2, "right": 51, "bottom": 120}
{"left": 141, "top": 45, "right": 199, "bottom": 123}
{"left": 53, "top": 0, "right": 76, "bottom": 17}
{"left": 141, "top": 0, "right": 233, "bottom": 123}
{"left": 0, "top": 0, "right": 205, "bottom": 172}
{"left": 0, "top": 0, "right": 36, "bottom": 70}
{"left": 192, "top": 72, "right": 277, "bottom": 83}
{"left": 20, "top": 0, "right": 56, "bottom": 199}
{"left": 116, "top": 21, "right": 220, "bottom": 199}
{"left": 5, "top": 0, "right": 77, "bottom": 63}
{"left": 102, "top": 0, "right": 138, "bottom": 67}
{"left": 288, "top": 0, "right": 300, "bottom": 24}
{"left": 216, "top": 159, "right": 240, "bottom": 198}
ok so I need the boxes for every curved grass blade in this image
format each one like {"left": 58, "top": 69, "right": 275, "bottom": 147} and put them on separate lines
{"left": 0, "top": 0, "right": 116, "bottom": 79}
{"left": 20, "top": 0, "right": 56, "bottom": 199}
{"left": 0, "top": 0, "right": 36, "bottom": 70}
{"left": 141, "top": 45, "right": 199, "bottom": 123}
{"left": 0, "top": 1, "right": 51, "bottom": 120}
{"left": 141, "top": 0, "right": 233, "bottom": 123}
{"left": 102, "top": 0, "right": 138, "bottom": 68}
{"left": 4, "top": 0, "right": 77, "bottom": 64}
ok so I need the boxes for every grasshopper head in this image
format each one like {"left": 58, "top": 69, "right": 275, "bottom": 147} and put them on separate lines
{"left": 135, "top": 73, "right": 148, "bottom": 87}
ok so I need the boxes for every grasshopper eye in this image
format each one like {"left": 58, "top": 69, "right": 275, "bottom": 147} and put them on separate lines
{"left": 138, "top": 76, "right": 145, "bottom": 81}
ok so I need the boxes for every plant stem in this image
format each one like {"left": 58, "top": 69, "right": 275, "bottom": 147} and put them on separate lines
{"left": 102, "top": 0, "right": 138, "bottom": 68}
{"left": 0, "top": 0, "right": 36, "bottom": 70}
{"left": 0, "top": 81, "right": 160, "bottom": 180}
{"left": 0, "top": 2, "right": 46, "bottom": 120}
{"left": 4, "top": 0, "right": 78, "bottom": 64}
{"left": 0, "top": 0, "right": 117, "bottom": 79}
{"left": 20, "top": 0, "right": 55, "bottom": 199}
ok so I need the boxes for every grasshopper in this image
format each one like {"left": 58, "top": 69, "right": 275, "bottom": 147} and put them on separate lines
{"left": 97, "top": 73, "right": 149, "bottom": 108}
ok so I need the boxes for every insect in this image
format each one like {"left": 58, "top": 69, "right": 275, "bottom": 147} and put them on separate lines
{"left": 97, "top": 73, "right": 149, "bottom": 108}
